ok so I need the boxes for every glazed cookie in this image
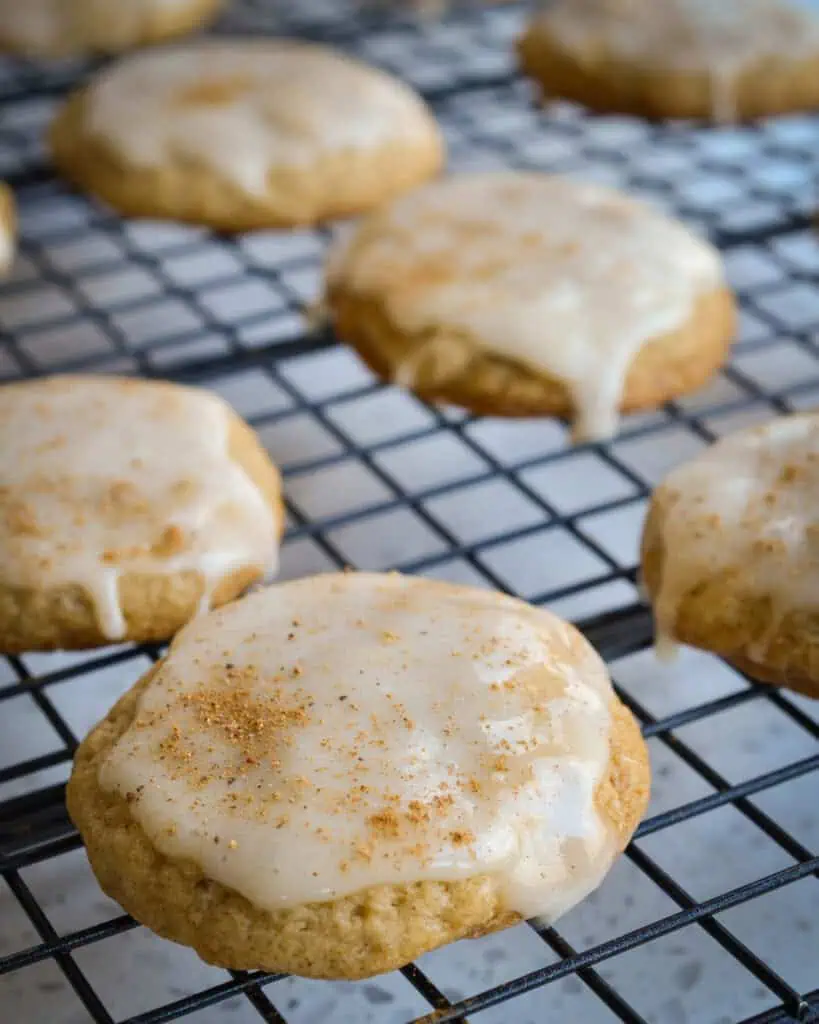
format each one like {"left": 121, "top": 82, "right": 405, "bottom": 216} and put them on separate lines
{"left": 0, "top": 375, "right": 283, "bottom": 652}
{"left": 49, "top": 40, "right": 444, "bottom": 230}
{"left": 325, "top": 172, "right": 734, "bottom": 441}
{"left": 0, "top": 0, "right": 222, "bottom": 59}
{"left": 518, "top": 0, "right": 819, "bottom": 123}
{"left": 642, "top": 414, "right": 819, "bottom": 698}
{"left": 68, "top": 572, "right": 650, "bottom": 979}
{"left": 0, "top": 183, "right": 14, "bottom": 275}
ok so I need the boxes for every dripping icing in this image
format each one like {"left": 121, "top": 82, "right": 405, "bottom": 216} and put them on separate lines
{"left": 99, "top": 573, "right": 621, "bottom": 919}
{"left": 649, "top": 414, "right": 819, "bottom": 658}
{"left": 537, "top": 0, "right": 819, "bottom": 122}
{"left": 0, "top": 376, "right": 279, "bottom": 640}
{"left": 327, "top": 173, "right": 724, "bottom": 441}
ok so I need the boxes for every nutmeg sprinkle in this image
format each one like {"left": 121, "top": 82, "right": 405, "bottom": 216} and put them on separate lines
{"left": 0, "top": 376, "right": 279, "bottom": 643}
{"left": 97, "top": 571, "right": 615, "bottom": 919}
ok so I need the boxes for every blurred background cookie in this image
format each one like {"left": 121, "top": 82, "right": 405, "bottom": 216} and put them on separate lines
{"left": 325, "top": 171, "right": 735, "bottom": 441}
{"left": 0, "top": 0, "right": 223, "bottom": 59}
{"left": 68, "top": 572, "right": 650, "bottom": 979}
{"left": 50, "top": 40, "right": 444, "bottom": 229}
{"left": 642, "top": 413, "right": 819, "bottom": 698}
{"left": 0, "top": 375, "right": 283, "bottom": 652}
{"left": 519, "top": 0, "right": 819, "bottom": 122}
{"left": 0, "top": 182, "right": 14, "bottom": 275}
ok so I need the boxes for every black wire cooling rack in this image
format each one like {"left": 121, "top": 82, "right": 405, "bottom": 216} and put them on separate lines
{"left": 1, "top": 2, "right": 818, "bottom": 1022}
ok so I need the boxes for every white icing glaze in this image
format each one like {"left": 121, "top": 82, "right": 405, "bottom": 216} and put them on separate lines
{"left": 326, "top": 172, "right": 724, "bottom": 441}
{"left": 99, "top": 572, "right": 622, "bottom": 920}
{"left": 0, "top": 0, "right": 204, "bottom": 55}
{"left": 82, "top": 41, "right": 439, "bottom": 198}
{"left": 536, "top": 0, "right": 819, "bottom": 122}
{"left": 0, "top": 376, "right": 279, "bottom": 641}
{"left": 649, "top": 414, "right": 819, "bottom": 656}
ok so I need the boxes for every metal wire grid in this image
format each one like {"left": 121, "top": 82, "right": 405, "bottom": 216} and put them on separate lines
{"left": 0, "top": 2, "right": 818, "bottom": 1022}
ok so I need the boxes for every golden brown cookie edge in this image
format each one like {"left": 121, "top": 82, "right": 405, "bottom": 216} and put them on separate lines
{"left": 0, "top": 0, "right": 223, "bottom": 59}
{"left": 326, "top": 282, "right": 735, "bottom": 422}
{"left": 0, "top": 181, "right": 15, "bottom": 271}
{"left": 517, "top": 23, "right": 819, "bottom": 121}
{"left": 49, "top": 82, "right": 444, "bottom": 230}
{"left": 0, "top": 376, "right": 285, "bottom": 653}
{"left": 67, "top": 632, "right": 649, "bottom": 979}
{"left": 642, "top": 482, "right": 819, "bottom": 698}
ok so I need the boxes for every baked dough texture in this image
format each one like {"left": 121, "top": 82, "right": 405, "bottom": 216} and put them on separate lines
{"left": 642, "top": 413, "right": 819, "bottom": 697}
{"left": 49, "top": 40, "right": 444, "bottom": 230}
{"left": 0, "top": 0, "right": 222, "bottom": 58}
{"left": 325, "top": 171, "right": 735, "bottom": 441}
{"left": 68, "top": 573, "right": 650, "bottom": 979}
{"left": 0, "top": 182, "right": 14, "bottom": 275}
{"left": 518, "top": 0, "right": 819, "bottom": 122}
{"left": 0, "top": 375, "right": 283, "bottom": 652}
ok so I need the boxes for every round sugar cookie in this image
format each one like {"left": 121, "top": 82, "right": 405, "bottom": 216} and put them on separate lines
{"left": 67, "top": 572, "right": 650, "bottom": 979}
{"left": 0, "top": 183, "right": 15, "bottom": 275}
{"left": 0, "top": 0, "right": 222, "bottom": 59}
{"left": 49, "top": 40, "right": 445, "bottom": 230}
{"left": 642, "top": 413, "right": 819, "bottom": 698}
{"left": 518, "top": 0, "right": 819, "bottom": 123}
{"left": 0, "top": 375, "right": 284, "bottom": 652}
{"left": 325, "top": 171, "right": 735, "bottom": 441}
